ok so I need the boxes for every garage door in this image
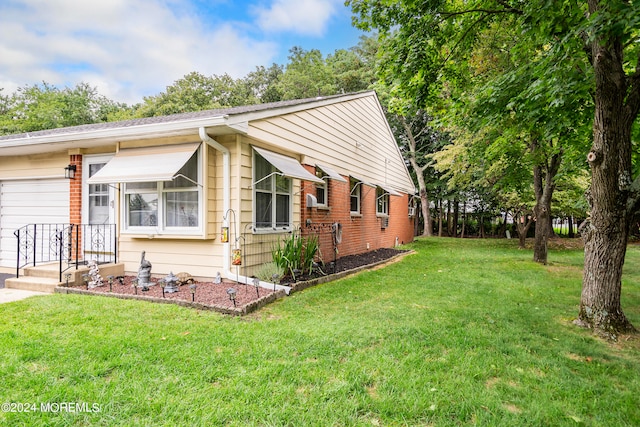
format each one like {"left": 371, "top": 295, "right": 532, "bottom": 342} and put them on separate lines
{"left": 0, "top": 179, "right": 69, "bottom": 268}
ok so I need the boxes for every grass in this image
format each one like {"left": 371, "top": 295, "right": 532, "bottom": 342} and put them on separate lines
{"left": 1, "top": 237, "right": 639, "bottom": 426}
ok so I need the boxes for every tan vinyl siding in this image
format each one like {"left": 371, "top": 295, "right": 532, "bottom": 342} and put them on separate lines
{"left": 0, "top": 152, "right": 69, "bottom": 179}
{"left": 118, "top": 237, "right": 224, "bottom": 279}
{"left": 247, "top": 94, "right": 414, "bottom": 194}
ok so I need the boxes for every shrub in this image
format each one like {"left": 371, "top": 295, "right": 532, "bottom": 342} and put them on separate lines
{"left": 253, "top": 262, "right": 284, "bottom": 282}
{"left": 272, "top": 233, "right": 320, "bottom": 281}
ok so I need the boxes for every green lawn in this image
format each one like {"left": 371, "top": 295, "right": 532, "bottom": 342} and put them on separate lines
{"left": 1, "top": 238, "right": 638, "bottom": 426}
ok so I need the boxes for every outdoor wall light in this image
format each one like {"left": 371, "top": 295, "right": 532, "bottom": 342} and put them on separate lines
{"left": 227, "top": 287, "right": 237, "bottom": 307}
{"left": 189, "top": 284, "right": 197, "bottom": 302}
{"left": 64, "top": 164, "right": 77, "bottom": 180}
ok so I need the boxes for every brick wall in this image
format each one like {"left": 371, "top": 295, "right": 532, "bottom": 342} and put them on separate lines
{"left": 301, "top": 165, "right": 414, "bottom": 260}
{"left": 69, "top": 154, "right": 83, "bottom": 258}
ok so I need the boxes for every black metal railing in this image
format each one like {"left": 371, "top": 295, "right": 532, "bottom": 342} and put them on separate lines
{"left": 14, "top": 223, "right": 117, "bottom": 282}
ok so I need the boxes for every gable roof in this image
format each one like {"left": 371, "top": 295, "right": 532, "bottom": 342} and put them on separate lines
{"left": 0, "top": 92, "right": 372, "bottom": 156}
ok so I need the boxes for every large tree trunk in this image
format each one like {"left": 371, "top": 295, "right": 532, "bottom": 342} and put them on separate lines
{"left": 531, "top": 138, "right": 562, "bottom": 265}
{"left": 402, "top": 115, "right": 433, "bottom": 237}
{"left": 567, "top": 216, "right": 575, "bottom": 238}
{"left": 515, "top": 211, "right": 533, "bottom": 249}
{"left": 578, "top": 5, "right": 638, "bottom": 334}
{"left": 419, "top": 188, "right": 432, "bottom": 236}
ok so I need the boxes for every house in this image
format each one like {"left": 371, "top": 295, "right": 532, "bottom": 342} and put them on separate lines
{"left": 0, "top": 91, "right": 416, "bottom": 292}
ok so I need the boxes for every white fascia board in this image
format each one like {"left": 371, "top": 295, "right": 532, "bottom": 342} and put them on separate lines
{"left": 0, "top": 115, "right": 230, "bottom": 154}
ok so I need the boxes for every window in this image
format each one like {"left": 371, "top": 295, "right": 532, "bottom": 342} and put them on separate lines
{"left": 88, "top": 163, "right": 110, "bottom": 224}
{"left": 254, "top": 151, "right": 292, "bottom": 230}
{"left": 315, "top": 168, "right": 328, "bottom": 206}
{"left": 377, "top": 187, "right": 389, "bottom": 216}
{"left": 350, "top": 178, "right": 361, "bottom": 214}
{"left": 124, "top": 150, "right": 201, "bottom": 232}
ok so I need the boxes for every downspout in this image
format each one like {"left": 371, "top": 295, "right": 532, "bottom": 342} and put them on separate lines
{"left": 199, "top": 127, "right": 230, "bottom": 273}
{"left": 199, "top": 127, "right": 291, "bottom": 295}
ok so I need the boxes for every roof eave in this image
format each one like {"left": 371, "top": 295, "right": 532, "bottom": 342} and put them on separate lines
{"left": 0, "top": 115, "right": 246, "bottom": 156}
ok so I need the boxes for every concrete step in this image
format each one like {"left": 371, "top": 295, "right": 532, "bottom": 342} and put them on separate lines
{"left": 4, "top": 276, "right": 61, "bottom": 293}
{"left": 20, "top": 263, "right": 126, "bottom": 286}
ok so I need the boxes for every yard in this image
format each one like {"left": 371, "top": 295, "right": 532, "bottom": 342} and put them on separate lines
{"left": 1, "top": 238, "right": 639, "bottom": 426}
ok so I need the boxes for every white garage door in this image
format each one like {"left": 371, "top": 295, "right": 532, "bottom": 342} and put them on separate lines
{"left": 0, "top": 179, "right": 69, "bottom": 268}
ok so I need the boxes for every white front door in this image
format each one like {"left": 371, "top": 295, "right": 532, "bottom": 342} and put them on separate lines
{"left": 83, "top": 156, "right": 116, "bottom": 262}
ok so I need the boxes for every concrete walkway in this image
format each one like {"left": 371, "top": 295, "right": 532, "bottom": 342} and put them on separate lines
{"left": 0, "top": 273, "right": 48, "bottom": 304}
{"left": 0, "top": 288, "right": 48, "bottom": 304}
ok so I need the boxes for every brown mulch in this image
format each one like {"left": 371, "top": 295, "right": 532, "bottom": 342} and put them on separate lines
{"left": 64, "top": 275, "right": 272, "bottom": 311}
{"left": 59, "top": 248, "right": 409, "bottom": 314}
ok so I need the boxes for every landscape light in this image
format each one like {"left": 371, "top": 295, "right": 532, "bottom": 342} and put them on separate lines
{"left": 227, "top": 287, "right": 237, "bottom": 307}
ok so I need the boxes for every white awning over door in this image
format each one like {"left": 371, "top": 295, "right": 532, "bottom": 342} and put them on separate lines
{"left": 87, "top": 143, "right": 200, "bottom": 184}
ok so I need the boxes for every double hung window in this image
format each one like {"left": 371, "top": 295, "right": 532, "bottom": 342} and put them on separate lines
{"left": 124, "top": 149, "right": 201, "bottom": 233}
{"left": 377, "top": 187, "right": 389, "bottom": 216}
{"left": 254, "top": 151, "right": 292, "bottom": 230}
{"left": 350, "top": 178, "right": 361, "bottom": 214}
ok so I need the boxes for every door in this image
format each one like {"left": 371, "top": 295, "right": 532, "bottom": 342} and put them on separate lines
{"left": 83, "top": 156, "right": 116, "bottom": 263}
{"left": 0, "top": 179, "right": 69, "bottom": 268}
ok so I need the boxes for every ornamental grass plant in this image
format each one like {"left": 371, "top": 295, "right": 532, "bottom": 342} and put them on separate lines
{"left": 0, "top": 237, "right": 638, "bottom": 426}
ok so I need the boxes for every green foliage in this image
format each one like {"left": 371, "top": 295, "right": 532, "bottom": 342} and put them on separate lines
{"left": 1, "top": 238, "right": 639, "bottom": 426}
{"left": 253, "top": 262, "right": 284, "bottom": 282}
{"left": 272, "top": 233, "right": 320, "bottom": 280}
{"left": 0, "top": 82, "right": 127, "bottom": 135}
{"left": 134, "top": 71, "right": 258, "bottom": 117}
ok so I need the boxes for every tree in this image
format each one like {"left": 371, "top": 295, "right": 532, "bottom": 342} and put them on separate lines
{"left": 277, "top": 47, "right": 336, "bottom": 99}
{"left": 577, "top": 1, "right": 640, "bottom": 335}
{"left": 387, "top": 106, "right": 448, "bottom": 236}
{"left": 135, "top": 72, "right": 255, "bottom": 117}
{"left": 0, "top": 82, "right": 126, "bottom": 135}
{"left": 349, "top": 0, "right": 640, "bottom": 335}
{"left": 243, "top": 64, "right": 284, "bottom": 103}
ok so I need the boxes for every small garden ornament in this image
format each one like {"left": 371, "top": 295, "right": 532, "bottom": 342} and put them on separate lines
{"left": 137, "top": 251, "right": 152, "bottom": 290}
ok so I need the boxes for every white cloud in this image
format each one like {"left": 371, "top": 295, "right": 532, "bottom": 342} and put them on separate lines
{"left": 252, "top": 0, "right": 339, "bottom": 36}
{"left": 0, "top": 0, "right": 278, "bottom": 104}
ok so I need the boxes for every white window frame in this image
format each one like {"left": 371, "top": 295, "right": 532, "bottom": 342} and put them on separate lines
{"left": 350, "top": 177, "right": 361, "bottom": 215}
{"left": 315, "top": 168, "right": 329, "bottom": 207}
{"left": 253, "top": 150, "right": 293, "bottom": 232}
{"left": 82, "top": 154, "right": 115, "bottom": 225}
{"left": 121, "top": 148, "right": 203, "bottom": 236}
{"left": 376, "top": 187, "right": 390, "bottom": 216}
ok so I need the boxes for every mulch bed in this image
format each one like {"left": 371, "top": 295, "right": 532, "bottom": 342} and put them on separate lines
{"left": 56, "top": 248, "right": 410, "bottom": 315}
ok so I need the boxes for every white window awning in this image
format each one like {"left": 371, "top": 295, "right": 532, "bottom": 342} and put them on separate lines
{"left": 377, "top": 184, "right": 402, "bottom": 197}
{"left": 87, "top": 143, "right": 200, "bottom": 184}
{"left": 253, "top": 146, "right": 323, "bottom": 183}
{"left": 316, "top": 163, "right": 347, "bottom": 182}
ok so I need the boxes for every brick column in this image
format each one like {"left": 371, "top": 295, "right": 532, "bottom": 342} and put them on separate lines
{"left": 69, "top": 154, "right": 83, "bottom": 261}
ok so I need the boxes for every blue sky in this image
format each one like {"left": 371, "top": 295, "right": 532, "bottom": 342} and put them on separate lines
{"left": 0, "top": 0, "right": 366, "bottom": 105}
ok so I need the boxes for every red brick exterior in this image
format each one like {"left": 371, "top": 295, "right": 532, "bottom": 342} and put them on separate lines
{"left": 69, "top": 154, "right": 83, "bottom": 258}
{"left": 300, "top": 165, "right": 415, "bottom": 260}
